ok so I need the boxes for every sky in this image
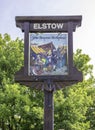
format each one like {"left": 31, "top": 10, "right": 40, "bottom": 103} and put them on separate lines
{"left": 0, "top": 0, "right": 95, "bottom": 75}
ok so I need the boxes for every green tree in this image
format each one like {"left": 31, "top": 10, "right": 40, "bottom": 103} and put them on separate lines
{"left": 54, "top": 49, "right": 95, "bottom": 130}
{"left": 54, "top": 81, "right": 93, "bottom": 130}
{"left": 85, "top": 82, "right": 95, "bottom": 130}
{"left": 0, "top": 34, "right": 95, "bottom": 130}
{"left": 0, "top": 33, "right": 24, "bottom": 84}
{"left": 0, "top": 84, "right": 43, "bottom": 130}
{"left": 74, "top": 49, "right": 93, "bottom": 79}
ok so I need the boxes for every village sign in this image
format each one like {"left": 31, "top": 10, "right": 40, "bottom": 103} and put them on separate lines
{"left": 15, "top": 16, "right": 83, "bottom": 130}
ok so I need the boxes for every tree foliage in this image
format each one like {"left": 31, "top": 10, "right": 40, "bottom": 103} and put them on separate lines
{"left": 0, "top": 34, "right": 95, "bottom": 130}
{"left": 0, "top": 33, "right": 24, "bottom": 84}
{"left": 54, "top": 80, "right": 94, "bottom": 130}
{"left": 0, "top": 84, "right": 43, "bottom": 130}
{"left": 74, "top": 49, "right": 93, "bottom": 78}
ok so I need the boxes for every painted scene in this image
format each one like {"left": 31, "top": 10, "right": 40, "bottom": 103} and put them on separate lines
{"left": 29, "top": 33, "right": 68, "bottom": 75}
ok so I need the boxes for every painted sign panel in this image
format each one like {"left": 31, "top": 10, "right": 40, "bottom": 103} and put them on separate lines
{"left": 29, "top": 33, "right": 68, "bottom": 76}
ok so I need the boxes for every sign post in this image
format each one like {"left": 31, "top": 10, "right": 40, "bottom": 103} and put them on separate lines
{"left": 44, "top": 81, "right": 54, "bottom": 130}
{"left": 15, "top": 16, "right": 83, "bottom": 130}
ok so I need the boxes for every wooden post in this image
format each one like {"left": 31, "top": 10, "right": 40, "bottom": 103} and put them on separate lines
{"left": 43, "top": 81, "right": 54, "bottom": 130}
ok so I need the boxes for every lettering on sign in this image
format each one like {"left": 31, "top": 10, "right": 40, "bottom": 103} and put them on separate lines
{"left": 33, "top": 23, "right": 64, "bottom": 30}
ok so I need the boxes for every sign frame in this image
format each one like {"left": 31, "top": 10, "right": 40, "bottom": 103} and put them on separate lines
{"left": 15, "top": 16, "right": 83, "bottom": 89}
